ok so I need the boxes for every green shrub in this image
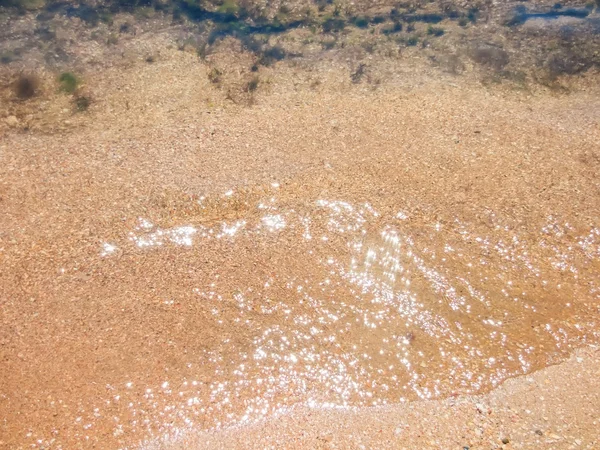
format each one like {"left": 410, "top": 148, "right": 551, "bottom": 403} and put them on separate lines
{"left": 59, "top": 72, "right": 78, "bottom": 93}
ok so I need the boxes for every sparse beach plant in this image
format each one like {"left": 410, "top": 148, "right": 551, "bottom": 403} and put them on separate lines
{"left": 59, "top": 72, "right": 78, "bottom": 93}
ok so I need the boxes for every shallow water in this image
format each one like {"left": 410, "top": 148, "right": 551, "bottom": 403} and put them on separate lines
{"left": 62, "top": 185, "right": 597, "bottom": 447}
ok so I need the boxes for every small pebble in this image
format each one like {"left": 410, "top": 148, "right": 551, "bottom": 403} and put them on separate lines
{"left": 5, "top": 115, "right": 19, "bottom": 127}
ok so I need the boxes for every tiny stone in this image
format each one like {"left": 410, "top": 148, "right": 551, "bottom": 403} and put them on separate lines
{"left": 535, "top": 430, "right": 544, "bottom": 436}
{"left": 502, "top": 437, "right": 510, "bottom": 444}
{"left": 5, "top": 115, "right": 18, "bottom": 127}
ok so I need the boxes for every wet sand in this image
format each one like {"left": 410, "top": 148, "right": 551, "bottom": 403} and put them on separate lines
{"left": 146, "top": 347, "right": 600, "bottom": 449}
{"left": 1, "top": 54, "right": 600, "bottom": 448}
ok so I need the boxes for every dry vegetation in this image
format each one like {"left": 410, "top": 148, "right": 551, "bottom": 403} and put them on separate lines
{"left": 1, "top": 0, "right": 599, "bottom": 133}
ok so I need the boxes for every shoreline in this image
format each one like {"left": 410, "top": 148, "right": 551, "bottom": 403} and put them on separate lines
{"left": 146, "top": 345, "right": 600, "bottom": 449}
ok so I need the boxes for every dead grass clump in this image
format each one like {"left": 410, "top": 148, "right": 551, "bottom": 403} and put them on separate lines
{"left": 469, "top": 44, "right": 509, "bottom": 70}
{"left": 208, "top": 67, "right": 222, "bottom": 84}
{"left": 246, "top": 75, "right": 259, "bottom": 92}
{"left": 13, "top": 73, "right": 39, "bottom": 99}
{"left": 74, "top": 95, "right": 91, "bottom": 112}
{"left": 258, "top": 45, "right": 286, "bottom": 66}
{"left": 351, "top": 63, "right": 367, "bottom": 83}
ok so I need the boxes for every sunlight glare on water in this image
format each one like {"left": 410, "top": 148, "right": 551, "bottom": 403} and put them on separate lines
{"left": 77, "top": 188, "right": 600, "bottom": 446}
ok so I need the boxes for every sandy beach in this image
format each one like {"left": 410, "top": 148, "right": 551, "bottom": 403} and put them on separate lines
{"left": 1, "top": 1, "right": 600, "bottom": 448}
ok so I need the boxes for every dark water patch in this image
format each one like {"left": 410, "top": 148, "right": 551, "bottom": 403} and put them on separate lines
{"left": 65, "top": 4, "right": 101, "bottom": 25}
{"left": 401, "top": 12, "right": 444, "bottom": 24}
{"left": 545, "top": 51, "right": 598, "bottom": 79}
{"left": 322, "top": 17, "right": 345, "bottom": 32}
{"left": 371, "top": 15, "right": 386, "bottom": 25}
{"left": 34, "top": 25, "right": 55, "bottom": 40}
{"left": 1, "top": 0, "right": 508, "bottom": 72}
{"left": 21, "top": 0, "right": 467, "bottom": 39}
{"left": 505, "top": 5, "right": 591, "bottom": 27}
{"left": 382, "top": 21, "right": 403, "bottom": 35}
{"left": 44, "top": 1, "right": 70, "bottom": 12}
{"left": 35, "top": 9, "right": 55, "bottom": 20}
{"left": 351, "top": 16, "right": 369, "bottom": 29}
